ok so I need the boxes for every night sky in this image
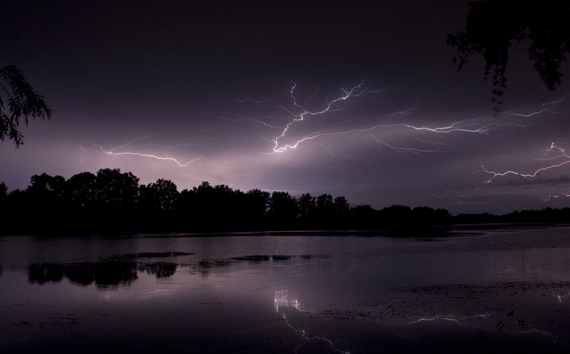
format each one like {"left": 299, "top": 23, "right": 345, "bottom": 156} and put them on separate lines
{"left": 2, "top": 0, "right": 570, "bottom": 215}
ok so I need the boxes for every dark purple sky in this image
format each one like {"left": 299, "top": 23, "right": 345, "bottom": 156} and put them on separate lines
{"left": 2, "top": 0, "right": 570, "bottom": 215}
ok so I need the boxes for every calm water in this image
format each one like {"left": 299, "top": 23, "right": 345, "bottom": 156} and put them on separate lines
{"left": 1, "top": 226, "right": 570, "bottom": 353}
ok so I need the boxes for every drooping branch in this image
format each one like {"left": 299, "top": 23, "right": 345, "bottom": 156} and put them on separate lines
{"left": 0, "top": 64, "right": 53, "bottom": 147}
{"left": 448, "top": 1, "right": 570, "bottom": 107}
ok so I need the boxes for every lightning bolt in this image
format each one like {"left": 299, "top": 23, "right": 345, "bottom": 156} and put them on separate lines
{"left": 478, "top": 140, "right": 570, "bottom": 203}
{"left": 407, "top": 317, "right": 466, "bottom": 326}
{"left": 432, "top": 141, "right": 570, "bottom": 200}
{"left": 480, "top": 142, "right": 570, "bottom": 184}
{"left": 505, "top": 93, "right": 570, "bottom": 117}
{"left": 427, "top": 188, "right": 481, "bottom": 198}
{"left": 369, "top": 135, "right": 441, "bottom": 155}
{"left": 80, "top": 135, "right": 201, "bottom": 167}
{"left": 541, "top": 193, "right": 570, "bottom": 202}
{"left": 102, "top": 150, "right": 201, "bottom": 167}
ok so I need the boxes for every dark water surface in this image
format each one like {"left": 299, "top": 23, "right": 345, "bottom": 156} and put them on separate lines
{"left": 1, "top": 226, "right": 570, "bottom": 353}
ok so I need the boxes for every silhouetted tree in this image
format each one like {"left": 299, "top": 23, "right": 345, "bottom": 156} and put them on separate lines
{"left": 297, "top": 193, "right": 316, "bottom": 218}
{"left": 311, "top": 194, "right": 334, "bottom": 227}
{"left": 212, "top": 184, "right": 239, "bottom": 219}
{"left": 64, "top": 171, "right": 97, "bottom": 207}
{"left": 350, "top": 204, "right": 379, "bottom": 229}
{"left": 8, "top": 168, "right": 570, "bottom": 234}
{"left": 175, "top": 188, "right": 195, "bottom": 227}
{"left": 175, "top": 181, "right": 245, "bottom": 231}
{"left": 92, "top": 168, "right": 140, "bottom": 230}
{"left": 94, "top": 168, "right": 139, "bottom": 209}
{"left": 139, "top": 178, "right": 179, "bottom": 230}
{"left": 0, "top": 182, "right": 7, "bottom": 197}
{"left": 23, "top": 173, "right": 67, "bottom": 231}
{"left": 448, "top": 1, "right": 570, "bottom": 106}
{"left": 316, "top": 194, "right": 333, "bottom": 212}
{"left": 57, "top": 172, "right": 97, "bottom": 231}
{"left": 187, "top": 181, "right": 218, "bottom": 229}
{"left": 435, "top": 208, "right": 452, "bottom": 224}
{"left": 379, "top": 205, "right": 413, "bottom": 227}
{"left": 0, "top": 65, "right": 53, "bottom": 147}
{"left": 412, "top": 206, "right": 451, "bottom": 226}
{"left": 334, "top": 196, "right": 350, "bottom": 216}
{"left": 297, "top": 193, "right": 316, "bottom": 228}
{"left": 187, "top": 181, "right": 215, "bottom": 217}
{"left": 140, "top": 178, "right": 179, "bottom": 211}
{"left": 4, "top": 188, "right": 26, "bottom": 231}
{"left": 268, "top": 191, "right": 298, "bottom": 228}
{"left": 0, "top": 181, "right": 6, "bottom": 210}
{"left": 28, "top": 173, "right": 65, "bottom": 197}
{"left": 455, "top": 212, "right": 498, "bottom": 224}
{"left": 498, "top": 207, "right": 570, "bottom": 223}
{"left": 0, "top": 182, "right": 7, "bottom": 218}
{"left": 242, "top": 189, "right": 270, "bottom": 228}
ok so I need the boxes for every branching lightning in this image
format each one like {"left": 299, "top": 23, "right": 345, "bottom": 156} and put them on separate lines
{"left": 480, "top": 142, "right": 570, "bottom": 184}
{"left": 429, "top": 140, "right": 570, "bottom": 200}
{"left": 231, "top": 80, "right": 536, "bottom": 158}
{"left": 267, "top": 81, "right": 376, "bottom": 153}
{"left": 228, "top": 81, "right": 570, "bottom": 206}
{"left": 78, "top": 80, "right": 570, "bottom": 209}
{"left": 229, "top": 83, "right": 570, "bottom": 206}
{"left": 433, "top": 94, "right": 570, "bottom": 202}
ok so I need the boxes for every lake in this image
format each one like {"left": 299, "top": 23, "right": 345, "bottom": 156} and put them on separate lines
{"left": 1, "top": 226, "right": 570, "bottom": 353}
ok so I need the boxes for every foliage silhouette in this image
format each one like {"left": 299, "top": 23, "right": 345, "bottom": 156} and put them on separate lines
{"left": 298, "top": 193, "right": 316, "bottom": 217}
{"left": 0, "top": 65, "right": 53, "bottom": 147}
{"left": 1, "top": 181, "right": 8, "bottom": 197}
{"left": 139, "top": 178, "right": 179, "bottom": 230}
{"left": 2, "top": 168, "right": 569, "bottom": 235}
{"left": 268, "top": 191, "right": 299, "bottom": 229}
{"left": 64, "top": 172, "right": 97, "bottom": 207}
{"left": 448, "top": 1, "right": 570, "bottom": 106}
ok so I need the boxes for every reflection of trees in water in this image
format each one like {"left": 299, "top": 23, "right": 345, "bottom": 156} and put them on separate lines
{"left": 103, "top": 252, "right": 192, "bottom": 261}
{"left": 26, "top": 253, "right": 324, "bottom": 286}
{"left": 484, "top": 249, "right": 556, "bottom": 282}
{"left": 27, "top": 261, "right": 179, "bottom": 289}
{"left": 28, "top": 263, "right": 65, "bottom": 284}
{"left": 66, "top": 262, "right": 138, "bottom": 289}
{"left": 138, "top": 262, "right": 177, "bottom": 278}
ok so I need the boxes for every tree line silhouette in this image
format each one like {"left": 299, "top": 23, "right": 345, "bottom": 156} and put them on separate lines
{"left": 0, "top": 168, "right": 568, "bottom": 234}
